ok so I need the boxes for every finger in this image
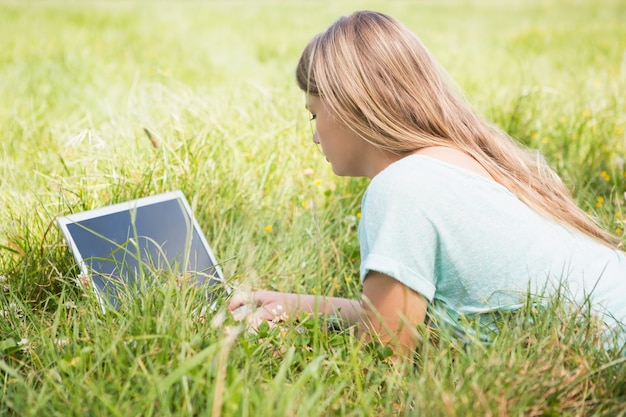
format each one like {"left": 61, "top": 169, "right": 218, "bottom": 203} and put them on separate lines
{"left": 231, "top": 304, "right": 255, "bottom": 321}
{"left": 244, "top": 310, "right": 275, "bottom": 331}
{"left": 228, "top": 290, "right": 255, "bottom": 311}
{"left": 251, "top": 304, "right": 277, "bottom": 322}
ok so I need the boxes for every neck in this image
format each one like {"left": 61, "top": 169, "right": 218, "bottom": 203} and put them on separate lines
{"left": 364, "top": 149, "right": 404, "bottom": 179}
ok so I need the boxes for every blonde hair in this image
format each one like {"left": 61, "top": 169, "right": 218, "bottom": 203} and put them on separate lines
{"left": 296, "top": 11, "right": 620, "bottom": 248}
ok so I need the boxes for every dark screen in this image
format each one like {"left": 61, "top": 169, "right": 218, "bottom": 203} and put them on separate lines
{"left": 66, "top": 198, "right": 222, "bottom": 307}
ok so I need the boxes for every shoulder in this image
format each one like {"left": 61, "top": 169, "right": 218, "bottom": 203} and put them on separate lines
{"left": 362, "top": 153, "right": 515, "bottom": 222}
{"left": 362, "top": 156, "right": 453, "bottom": 221}
{"left": 365, "top": 156, "right": 435, "bottom": 202}
{"left": 368, "top": 150, "right": 506, "bottom": 199}
{"left": 366, "top": 153, "right": 479, "bottom": 201}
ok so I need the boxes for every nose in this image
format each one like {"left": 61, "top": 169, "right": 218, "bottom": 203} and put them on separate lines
{"left": 312, "top": 131, "right": 320, "bottom": 145}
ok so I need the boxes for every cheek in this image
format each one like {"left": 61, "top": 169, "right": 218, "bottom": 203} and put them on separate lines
{"left": 315, "top": 114, "right": 335, "bottom": 143}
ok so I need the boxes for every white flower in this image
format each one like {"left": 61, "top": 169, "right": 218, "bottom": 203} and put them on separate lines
{"left": 271, "top": 305, "right": 289, "bottom": 323}
{"left": 55, "top": 338, "right": 70, "bottom": 348}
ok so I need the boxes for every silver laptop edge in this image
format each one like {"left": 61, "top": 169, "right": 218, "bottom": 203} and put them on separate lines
{"left": 57, "top": 190, "right": 227, "bottom": 310}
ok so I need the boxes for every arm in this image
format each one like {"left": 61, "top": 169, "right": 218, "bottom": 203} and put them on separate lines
{"left": 229, "top": 271, "right": 427, "bottom": 359}
{"left": 228, "top": 290, "right": 362, "bottom": 325}
{"left": 360, "top": 271, "right": 427, "bottom": 359}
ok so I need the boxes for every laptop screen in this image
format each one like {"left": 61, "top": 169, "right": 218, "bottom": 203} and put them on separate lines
{"left": 57, "top": 191, "right": 226, "bottom": 309}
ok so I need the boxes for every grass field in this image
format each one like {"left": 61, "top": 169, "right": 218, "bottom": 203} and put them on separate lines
{"left": 1, "top": 0, "right": 626, "bottom": 415}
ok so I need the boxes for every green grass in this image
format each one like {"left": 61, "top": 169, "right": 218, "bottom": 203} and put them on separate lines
{"left": 1, "top": 0, "right": 626, "bottom": 415}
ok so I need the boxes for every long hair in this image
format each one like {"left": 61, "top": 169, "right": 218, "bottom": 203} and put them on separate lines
{"left": 296, "top": 10, "right": 620, "bottom": 248}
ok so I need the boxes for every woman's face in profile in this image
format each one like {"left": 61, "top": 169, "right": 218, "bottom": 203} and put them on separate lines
{"left": 306, "top": 95, "right": 377, "bottom": 178}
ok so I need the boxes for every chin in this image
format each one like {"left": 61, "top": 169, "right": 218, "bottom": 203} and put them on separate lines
{"left": 331, "top": 166, "right": 358, "bottom": 177}
{"left": 330, "top": 165, "right": 345, "bottom": 176}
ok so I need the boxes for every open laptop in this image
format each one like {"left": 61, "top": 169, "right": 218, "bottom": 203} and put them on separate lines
{"left": 57, "top": 190, "right": 228, "bottom": 310}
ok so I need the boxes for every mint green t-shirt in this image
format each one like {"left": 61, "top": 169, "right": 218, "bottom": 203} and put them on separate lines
{"left": 358, "top": 155, "right": 626, "bottom": 339}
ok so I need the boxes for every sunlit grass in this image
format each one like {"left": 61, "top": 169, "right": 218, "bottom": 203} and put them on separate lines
{"left": 1, "top": 0, "right": 625, "bottom": 415}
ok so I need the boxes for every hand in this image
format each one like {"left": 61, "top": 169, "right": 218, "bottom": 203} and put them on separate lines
{"left": 228, "top": 290, "right": 299, "bottom": 330}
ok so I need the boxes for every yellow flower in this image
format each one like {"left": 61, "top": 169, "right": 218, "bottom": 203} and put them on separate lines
{"left": 301, "top": 200, "right": 308, "bottom": 208}
{"left": 560, "top": 116, "right": 567, "bottom": 124}
{"left": 617, "top": 228, "right": 623, "bottom": 235}
{"left": 264, "top": 225, "right": 273, "bottom": 233}
{"left": 345, "top": 276, "right": 353, "bottom": 282}
{"left": 596, "top": 196, "right": 604, "bottom": 208}
{"left": 314, "top": 179, "right": 322, "bottom": 187}
{"left": 601, "top": 171, "right": 610, "bottom": 181}
{"left": 356, "top": 212, "right": 362, "bottom": 218}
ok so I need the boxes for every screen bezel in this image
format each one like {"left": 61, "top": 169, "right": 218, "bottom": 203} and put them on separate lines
{"left": 57, "top": 190, "right": 227, "bottom": 310}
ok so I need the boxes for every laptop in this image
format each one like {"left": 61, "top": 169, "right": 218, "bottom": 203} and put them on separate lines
{"left": 57, "top": 190, "right": 228, "bottom": 310}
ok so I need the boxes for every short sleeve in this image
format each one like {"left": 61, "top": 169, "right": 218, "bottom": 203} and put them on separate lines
{"left": 358, "top": 175, "right": 439, "bottom": 301}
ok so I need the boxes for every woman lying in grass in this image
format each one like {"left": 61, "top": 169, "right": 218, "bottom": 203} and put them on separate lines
{"left": 229, "top": 10, "right": 626, "bottom": 358}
